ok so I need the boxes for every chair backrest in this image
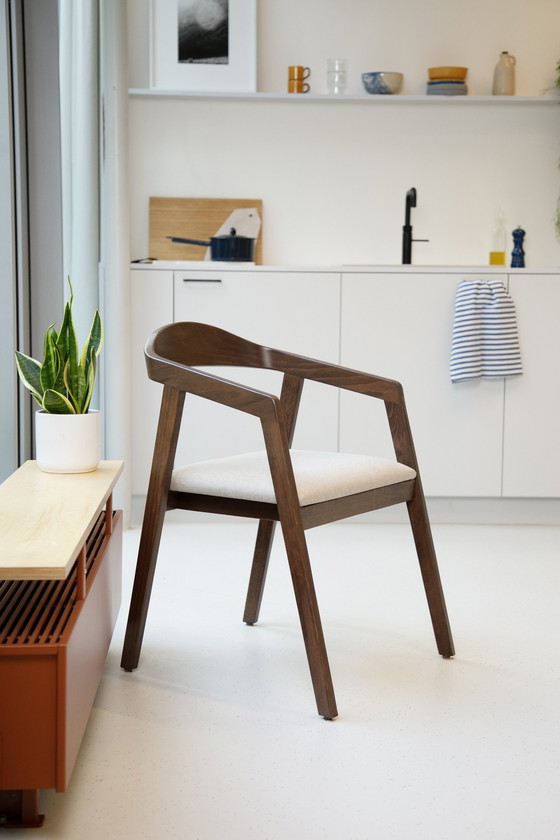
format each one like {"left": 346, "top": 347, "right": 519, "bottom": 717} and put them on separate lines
{"left": 143, "top": 321, "right": 423, "bottom": 476}
{"left": 152, "top": 321, "right": 269, "bottom": 370}
{"left": 147, "top": 321, "right": 404, "bottom": 404}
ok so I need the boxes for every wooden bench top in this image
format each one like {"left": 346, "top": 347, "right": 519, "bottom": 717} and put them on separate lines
{"left": 0, "top": 461, "right": 124, "bottom": 580}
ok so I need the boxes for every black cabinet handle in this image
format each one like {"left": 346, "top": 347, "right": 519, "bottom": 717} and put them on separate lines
{"left": 182, "top": 278, "right": 222, "bottom": 283}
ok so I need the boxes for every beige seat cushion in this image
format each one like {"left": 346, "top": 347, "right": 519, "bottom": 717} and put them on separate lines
{"left": 171, "top": 450, "right": 416, "bottom": 506}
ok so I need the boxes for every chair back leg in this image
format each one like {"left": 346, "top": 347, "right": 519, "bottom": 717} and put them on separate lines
{"left": 121, "top": 387, "right": 185, "bottom": 671}
{"left": 243, "top": 520, "right": 277, "bottom": 625}
{"left": 406, "top": 487, "right": 455, "bottom": 658}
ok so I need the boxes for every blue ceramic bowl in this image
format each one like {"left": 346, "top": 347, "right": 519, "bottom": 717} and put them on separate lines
{"left": 362, "top": 72, "right": 403, "bottom": 95}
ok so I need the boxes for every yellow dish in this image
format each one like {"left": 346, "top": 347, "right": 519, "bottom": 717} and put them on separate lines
{"left": 428, "top": 66, "right": 468, "bottom": 81}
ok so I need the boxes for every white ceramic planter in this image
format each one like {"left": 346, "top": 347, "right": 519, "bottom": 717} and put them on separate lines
{"left": 35, "top": 410, "right": 101, "bottom": 473}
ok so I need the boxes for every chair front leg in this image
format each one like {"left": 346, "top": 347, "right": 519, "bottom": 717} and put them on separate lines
{"left": 244, "top": 520, "right": 277, "bottom": 625}
{"left": 281, "top": 518, "right": 338, "bottom": 719}
{"left": 121, "top": 387, "right": 185, "bottom": 671}
{"left": 261, "top": 407, "right": 338, "bottom": 719}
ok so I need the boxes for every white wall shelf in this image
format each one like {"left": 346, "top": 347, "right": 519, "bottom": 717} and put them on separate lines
{"left": 129, "top": 88, "right": 558, "bottom": 105}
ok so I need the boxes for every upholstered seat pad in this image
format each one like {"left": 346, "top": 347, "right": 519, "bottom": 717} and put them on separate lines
{"left": 171, "top": 450, "right": 416, "bottom": 506}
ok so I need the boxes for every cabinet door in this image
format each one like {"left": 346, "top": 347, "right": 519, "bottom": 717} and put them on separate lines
{"left": 339, "top": 273, "right": 505, "bottom": 496}
{"left": 173, "top": 270, "right": 340, "bottom": 464}
{"left": 131, "top": 270, "right": 174, "bottom": 494}
{"left": 502, "top": 274, "right": 560, "bottom": 497}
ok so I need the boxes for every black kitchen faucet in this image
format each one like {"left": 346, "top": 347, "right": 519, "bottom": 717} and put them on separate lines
{"left": 402, "top": 187, "right": 428, "bottom": 264}
{"left": 402, "top": 187, "right": 417, "bottom": 264}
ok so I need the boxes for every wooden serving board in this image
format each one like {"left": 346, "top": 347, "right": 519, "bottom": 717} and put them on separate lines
{"left": 149, "top": 197, "right": 263, "bottom": 263}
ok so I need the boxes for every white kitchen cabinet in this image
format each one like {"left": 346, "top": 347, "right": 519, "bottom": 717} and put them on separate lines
{"left": 339, "top": 272, "right": 506, "bottom": 497}
{"left": 131, "top": 268, "right": 340, "bottom": 494}
{"left": 131, "top": 264, "right": 560, "bottom": 502}
{"left": 502, "top": 274, "right": 560, "bottom": 497}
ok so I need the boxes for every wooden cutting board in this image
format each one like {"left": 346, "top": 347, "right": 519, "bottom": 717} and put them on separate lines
{"left": 149, "top": 197, "right": 263, "bottom": 263}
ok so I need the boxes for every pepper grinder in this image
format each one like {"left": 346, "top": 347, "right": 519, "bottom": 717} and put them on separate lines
{"left": 511, "top": 226, "right": 525, "bottom": 268}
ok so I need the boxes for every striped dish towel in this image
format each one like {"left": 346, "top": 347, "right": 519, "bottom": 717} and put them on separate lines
{"left": 450, "top": 280, "right": 523, "bottom": 383}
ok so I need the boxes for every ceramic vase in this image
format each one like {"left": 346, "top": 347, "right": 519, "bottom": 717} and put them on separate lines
{"left": 492, "top": 51, "right": 515, "bottom": 95}
{"left": 35, "top": 410, "right": 101, "bottom": 473}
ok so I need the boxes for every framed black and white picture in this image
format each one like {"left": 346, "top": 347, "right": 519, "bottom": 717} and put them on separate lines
{"left": 150, "top": 0, "right": 257, "bottom": 92}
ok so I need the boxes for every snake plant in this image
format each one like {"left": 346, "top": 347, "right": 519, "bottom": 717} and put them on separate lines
{"left": 15, "top": 279, "right": 103, "bottom": 414}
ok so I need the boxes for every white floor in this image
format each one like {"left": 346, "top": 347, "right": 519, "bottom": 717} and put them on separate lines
{"left": 11, "top": 519, "right": 560, "bottom": 839}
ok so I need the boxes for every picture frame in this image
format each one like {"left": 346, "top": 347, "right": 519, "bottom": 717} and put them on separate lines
{"left": 150, "top": 0, "right": 257, "bottom": 93}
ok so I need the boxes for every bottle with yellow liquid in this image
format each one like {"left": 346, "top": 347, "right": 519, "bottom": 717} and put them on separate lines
{"left": 489, "top": 211, "right": 506, "bottom": 265}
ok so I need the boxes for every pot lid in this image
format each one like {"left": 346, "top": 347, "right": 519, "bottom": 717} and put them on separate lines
{"left": 215, "top": 227, "right": 253, "bottom": 240}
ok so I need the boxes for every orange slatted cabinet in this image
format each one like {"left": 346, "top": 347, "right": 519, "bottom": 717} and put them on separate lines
{"left": 0, "top": 461, "right": 123, "bottom": 827}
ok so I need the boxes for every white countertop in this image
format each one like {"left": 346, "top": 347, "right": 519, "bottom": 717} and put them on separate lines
{"left": 132, "top": 260, "right": 559, "bottom": 274}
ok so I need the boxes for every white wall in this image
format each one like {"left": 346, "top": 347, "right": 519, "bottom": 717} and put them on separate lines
{"left": 127, "top": 0, "right": 560, "bottom": 268}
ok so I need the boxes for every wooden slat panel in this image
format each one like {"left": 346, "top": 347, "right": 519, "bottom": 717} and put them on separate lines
{"left": 0, "top": 512, "right": 111, "bottom": 645}
{"left": 149, "top": 196, "right": 263, "bottom": 263}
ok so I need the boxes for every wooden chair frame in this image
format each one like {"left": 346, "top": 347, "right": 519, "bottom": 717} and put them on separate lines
{"left": 121, "top": 322, "right": 454, "bottom": 719}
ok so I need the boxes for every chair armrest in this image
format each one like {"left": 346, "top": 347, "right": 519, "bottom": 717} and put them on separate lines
{"left": 146, "top": 355, "right": 280, "bottom": 420}
{"left": 267, "top": 351, "right": 405, "bottom": 405}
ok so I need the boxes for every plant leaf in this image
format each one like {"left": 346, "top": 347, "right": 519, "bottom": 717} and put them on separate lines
{"left": 80, "top": 309, "right": 104, "bottom": 370}
{"left": 61, "top": 295, "right": 82, "bottom": 409}
{"left": 39, "top": 328, "right": 60, "bottom": 393}
{"left": 63, "top": 358, "right": 87, "bottom": 413}
{"left": 56, "top": 296, "right": 72, "bottom": 364}
{"left": 81, "top": 347, "right": 98, "bottom": 413}
{"left": 42, "top": 389, "right": 76, "bottom": 414}
{"left": 55, "top": 279, "right": 77, "bottom": 388}
{"left": 14, "top": 351, "right": 44, "bottom": 405}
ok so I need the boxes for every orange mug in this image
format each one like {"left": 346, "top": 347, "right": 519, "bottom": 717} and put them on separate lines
{"left": 288, "top": 65, "right": 311, "bottom": 92}
{"left": 289, "top": 65, "right": 310, "bottom": 81}
{"left": 288, "top": 79, "right": 310, "bottom": 94}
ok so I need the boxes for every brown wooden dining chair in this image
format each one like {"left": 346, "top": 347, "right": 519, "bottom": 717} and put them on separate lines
{"left": 121, "top": 321, "right": 454, "bottom": 719}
